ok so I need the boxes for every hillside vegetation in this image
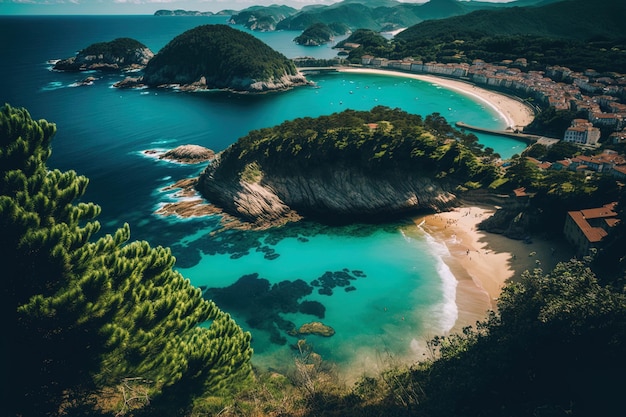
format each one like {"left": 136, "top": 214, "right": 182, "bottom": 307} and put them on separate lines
{"left": 1, "top": 105, "right": 253, "bottom": 416}
{"left": 197, "top": 107, "right": 500, "bottom": 225}
{"left": 141, "top": 24, "right": 302, "bottom": 91}
{"left": 53, "top": 37, "right": 154, "bottom": 71}
{"left": 229, "top": 4, "right": 298, "bottom": 31}
{"left": 294, "top": 22, "right": 350, "bottom": 46}
{"left": 390, "top": 0, "right": 626, "bottom": 72}
{"left": 209, "top": 106, "right": 497, "bottom": 187}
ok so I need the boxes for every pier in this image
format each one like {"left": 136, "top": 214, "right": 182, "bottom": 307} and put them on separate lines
{"left": 297, "top": 67, "right": 340, "bottom": 74}
{"left": 455, "top": 122, "right": 560, "bottom": 146}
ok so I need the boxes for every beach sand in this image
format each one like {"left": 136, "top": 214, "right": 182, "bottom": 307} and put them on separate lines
{"left": 415, "top": 206, "right": 575, "bottom": 331}
{"left": 336, "top": 67, "right": 535, "bottom": 130}
{"left": 337, "top": 67, "right": 556, "bottom": 329}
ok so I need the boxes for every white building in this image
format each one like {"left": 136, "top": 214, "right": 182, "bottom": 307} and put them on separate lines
{"left": 563, "top": 119, "right": 601, "bottom": 145}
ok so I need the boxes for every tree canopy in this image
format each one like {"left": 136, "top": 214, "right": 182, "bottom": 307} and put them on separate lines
{"left": 211, "top": 106, "right": 498, "bottom": 189}
{"left": 408, "top": 258, "right": 626, "bottom": 416}
{"left": 142, "top": 24, "right": 298, "bottom": 88}
{"left": 0, "top": 104, "right": 252, "bottom": 416}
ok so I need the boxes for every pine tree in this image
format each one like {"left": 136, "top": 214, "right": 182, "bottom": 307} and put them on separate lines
{"left": 0, "top": 104, "right": 252, "bottom": 416}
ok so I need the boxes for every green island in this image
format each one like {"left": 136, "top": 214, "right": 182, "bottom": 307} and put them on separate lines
{"left": 136, "top": 24, "right": 307, "bottom": 92}
{"left": 294, "top": 22, "right": 350, "bottom": 46}
{"left": 198, "top": 106, "right": 499, "bottom": 226}
{"left": 53, "top": 37, "right": 154, "bottom": 72}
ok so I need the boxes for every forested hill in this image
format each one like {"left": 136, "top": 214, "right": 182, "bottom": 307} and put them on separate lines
{"left": 198, "top": 107, "right": 499, "bottom": 225}
{"left": 140, "top": 25, "right": 307, "bottom": 92}
{"left": 397, "top": 0, "right": 626, "bottom": 42}
{"left": 229, "top": 4, "right": 298, "bottom": 31}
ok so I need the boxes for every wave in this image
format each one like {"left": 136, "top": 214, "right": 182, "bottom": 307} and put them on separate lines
{"left": 417, "top": 222, "right": 459, "bottom": 334}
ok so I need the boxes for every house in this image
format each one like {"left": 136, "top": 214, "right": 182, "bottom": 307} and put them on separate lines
{"left": 563, "top": 202, "right": 619, "bottom": 257}
{"left": 563, "top": 119, "right": 601, "bottom": 145}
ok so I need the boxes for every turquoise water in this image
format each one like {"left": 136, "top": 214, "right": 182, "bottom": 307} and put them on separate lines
{"left": 0, "top": 16, "right": 527, "bottom": 375}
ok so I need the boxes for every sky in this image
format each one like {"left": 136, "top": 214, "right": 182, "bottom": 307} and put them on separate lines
{"left": 0, "top": 0, "right": 515, "bottom": 15}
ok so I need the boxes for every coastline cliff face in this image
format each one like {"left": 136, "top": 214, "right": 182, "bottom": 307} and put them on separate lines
{"left": 197, "top": 107, "right": 497, "bottom": 227}
{"left": 53, "top": 38, "right": 154, "bottom": 71}
{"left": 140, "top": 24, "right": 308, "bottom": 92}
{"left": 199, "top": 160, "right": 457, "bottom": 226}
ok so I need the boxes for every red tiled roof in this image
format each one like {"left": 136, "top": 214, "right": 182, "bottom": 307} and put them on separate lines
{"left": 567, "top": 202, "right": 619, "bottom": 243}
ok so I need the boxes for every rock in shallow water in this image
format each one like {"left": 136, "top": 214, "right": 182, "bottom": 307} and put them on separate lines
{"left": 160, "top": 144, "right": 215, "bottom": 164}
{"left": 296, "top": 321, "right": 335, "bottom": 337}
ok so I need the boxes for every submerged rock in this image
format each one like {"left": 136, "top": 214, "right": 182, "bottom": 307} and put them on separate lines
{"left": 296, "top": 321, "right": 336, "bottom": 337}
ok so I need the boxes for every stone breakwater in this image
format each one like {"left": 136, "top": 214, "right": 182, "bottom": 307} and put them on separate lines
{"left": 198, "top": 157, "right": 458, "bottom": 227}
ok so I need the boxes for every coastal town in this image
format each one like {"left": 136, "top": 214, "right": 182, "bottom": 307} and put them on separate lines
{"left": 340, "top": 55, "right": 625, "bottom": 259}
{"left": 358, "top": 55, "right": 626, "bottom": 144}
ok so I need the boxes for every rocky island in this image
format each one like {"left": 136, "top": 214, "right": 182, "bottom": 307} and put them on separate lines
{"left": 294, "top": 22, "right": 351, "bottom": 46}
{"left": 53, "top": 38, "right": 154, "bottom": 72}
{"left": 197, "top": 106, "right": 499, "bottom": 227}
{"left": 123, "top": 24, "right": 308, "bottom": 93}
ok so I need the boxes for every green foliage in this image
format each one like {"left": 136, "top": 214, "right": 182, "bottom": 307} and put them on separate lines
{"left": 230, "top": 5, "right": 298, "bottom": 30}
{"left": 524, "top": 107, "right": 587, "bottom": 138}
{"left": 408, "top": 259, "right": 626, "bottom": 416}
{"left": 80, "top": 37, "right": 148, "bottom": 57}
{"left": 276, "top": 3, "right": 379, "bottom": 31}
{"left": 336, "top": 29, "right": 392, "bottom": 62}
{"left": 214, "top": 107, "right": 498, "bottom": 189}
{"left": 391, "top": 0, "right": 626, "bottom": 72}
{"left": 142, "top": 24, "right": 297, "bottom": 88}
{"left": 1, "top": 104, "right": 252, "bottom": 416}
{"left": 294, "top": 22, "right": 347, "bottom": 45}
{"left": 523, "top": 141, "right": 580, "bottom": 163}
{"left": 494, "top": 153, "right": 620, "bottom": 235}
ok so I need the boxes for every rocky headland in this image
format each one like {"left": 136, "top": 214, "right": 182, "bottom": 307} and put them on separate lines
{"left": 118, "top": 24, "right": 308, "bottom": 93}
{"left": 53, "top": 38, "right": 154, "bottom": 72}
{"left": 197, "top": 107, "right": 499, "bottom": 228}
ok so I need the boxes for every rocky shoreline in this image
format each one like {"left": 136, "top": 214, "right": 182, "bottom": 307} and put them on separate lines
{"left": 115, "top": 72, "right": 311, "bottom": 93}
{"left": 197, "top": 156, "right": 459, "bottom": 228}
{"left": 53, "top": 38, "right": 154, "bottom": 72}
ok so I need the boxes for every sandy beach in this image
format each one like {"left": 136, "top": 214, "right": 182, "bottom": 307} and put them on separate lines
{"left": 336, "top": 67, "right": 535, "bottom": 130}
{"left": 337, "top": 67, "right": 555, "bottom": 329}
{"left": 415, "top": 206, "right": 575, "bottom": 331}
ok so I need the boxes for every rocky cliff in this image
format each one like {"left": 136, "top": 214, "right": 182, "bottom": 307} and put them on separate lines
{"left": 53, "top": 38, "right": 154, "bottom": 72}
{"left": 198, "top": 159, "right": 458, "bottom": 227}
{"left": 194, "top": 107, "right": 499, "bottom": 227}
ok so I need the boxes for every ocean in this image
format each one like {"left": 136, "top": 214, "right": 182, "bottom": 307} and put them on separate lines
{"left": 0, "top": 15, "right": 527, "bottom": 376}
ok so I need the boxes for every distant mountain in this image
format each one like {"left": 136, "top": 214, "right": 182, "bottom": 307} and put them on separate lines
{"left": 386, "top": 0, "right": 626, "bottom": 72}
{"left": 277, "top": 3, "right": 380, "bottom": 31}
{"left": 215, "top": 0, "right": 567, "bottom": 33}
{"left": 275, "top": 0, "right": 503, "bottom": 32}
{"left": 229, "top": 5, "right": 298, "bottom": 31}
{"left": 154, "top": 9, "right": 214, "bottom": 16}
{"left": 397, "top": 0, "right": 626, "bottom": 42}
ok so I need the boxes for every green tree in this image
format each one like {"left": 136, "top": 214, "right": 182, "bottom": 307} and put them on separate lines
{"left": 410, "top": 259, "right": 626, "bottom": 416}
{"left": 0, "top": 105, "right": 252, "bottom": 416}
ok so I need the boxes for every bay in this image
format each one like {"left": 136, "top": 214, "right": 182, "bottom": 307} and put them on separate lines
{"left": 0, "top": 15, "right": 526, "bottom": 376}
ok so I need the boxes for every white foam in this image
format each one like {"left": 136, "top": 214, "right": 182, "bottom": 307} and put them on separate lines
{"left": 417, "top": 223, "right": 459, "bottom": 334}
